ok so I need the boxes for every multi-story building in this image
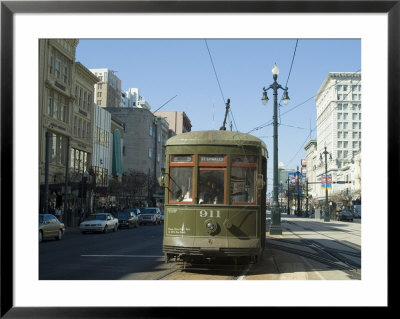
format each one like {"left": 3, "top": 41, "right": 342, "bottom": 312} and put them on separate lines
{"left": 120, "top": 88, "right": 151, "bottom": 109}
{"left": 105, "top": 107, "right": 168, "bottom": 206}
{"left": 90, "top": 68, "right": 122, "bottom": 108}
{"left": 92, "top": 104, "right": 112, "bottom": 188}
{"left": 39, "top": 39, "right": 79, "bottom": 213}
{"left": 154, "top": 111, "right": 192, "bottom": 135}
{"left": 314, "top": 72, "right": 361, "bottom": 207}
{"left": 304, "top": 139, "right": 318, "bottom": 207}
{"left": 110, "top": 116, "right": 124, "bottom": 182}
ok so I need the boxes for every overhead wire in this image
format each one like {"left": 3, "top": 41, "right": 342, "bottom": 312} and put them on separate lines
{"left": 204, "top": 39, "right": 239, "bottom": 132}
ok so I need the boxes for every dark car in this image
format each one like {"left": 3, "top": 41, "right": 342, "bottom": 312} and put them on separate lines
{"left": 138, "top": 207, "right": 162, "bottom": 225}
{"left": 117, "top": 209, "right": 139, "bottom": 229}
{"left": 337, "top": 210, "right": 354, "bottom": 222}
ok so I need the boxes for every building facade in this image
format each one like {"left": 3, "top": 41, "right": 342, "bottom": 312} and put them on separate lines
{"left": 39, "top": 39, "right": 79, "bottom": 213}
{"left": 120, "top": 88, "right": 151, "bottom": 109}
{"left": 154, "top": 111, "right": 192, "bottom": 135}
{"left": 90, "top": 68, "right": 122, "bottom": 108}
{"left": 314, "top": 72, "right": 362, "bottom": 208}
{"left": 105, "top": 107, "right": 168, "bottom": 205}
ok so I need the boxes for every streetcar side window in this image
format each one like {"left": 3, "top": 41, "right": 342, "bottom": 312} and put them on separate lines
{"left": 231, "top": 155, "right": 257, "bottom": 204}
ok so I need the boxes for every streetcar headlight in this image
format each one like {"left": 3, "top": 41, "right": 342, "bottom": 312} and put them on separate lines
{"left": 207, "top": 222, "right": 214, "bottom": 230}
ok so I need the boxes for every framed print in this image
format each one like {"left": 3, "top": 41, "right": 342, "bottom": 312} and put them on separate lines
{"left": 1, "top": 0, "right": 397, "bottom": 317}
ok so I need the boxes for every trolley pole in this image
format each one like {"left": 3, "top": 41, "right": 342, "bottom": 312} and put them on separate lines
{"left": 261, "top": 64, "right": 290, "bottom": 235}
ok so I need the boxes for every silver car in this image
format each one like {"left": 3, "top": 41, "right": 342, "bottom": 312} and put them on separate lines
{"left": 138, "top": 207, "right": 162, "bottom": 225}
{"left": 39, "top": 214, "right": 65, "bottom": 242}
{"left": 80, "top": 213, "right": 119, "bottom": 233}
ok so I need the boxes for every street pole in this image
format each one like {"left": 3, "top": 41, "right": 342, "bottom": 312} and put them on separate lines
{"left": 320, "top": 146, "right": 332, "bottom": 222}
{"left": 305, "top": 178, "right": 309, "bottom": 217}
{"left": 296, "top": 166, "right": 300, "bottom": 216}
{"left": 287, "top": 175, "right": 290, "bottom": 215}
{"left": 261, "top": 64, "right": 290, "bottom": 235}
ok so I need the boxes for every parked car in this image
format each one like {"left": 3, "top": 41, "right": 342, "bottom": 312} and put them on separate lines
{"left": 138, "top": 207, "right": 162, "bottom": 225}
{"left": 336, "top": 210, "right": 354, "bottom": 222}
{"left": 117, "top": 209, "right": 139, "bottom": 229}
{"left": 39, "top": 214, "right": 65, "bottom": 243}
{"left": 80, "top": 213, "right": 119, "bottom": 233}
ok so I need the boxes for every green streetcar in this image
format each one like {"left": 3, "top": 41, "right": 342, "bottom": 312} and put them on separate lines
{"left": 161, "top": 130, "right": 268, "bottom": 264}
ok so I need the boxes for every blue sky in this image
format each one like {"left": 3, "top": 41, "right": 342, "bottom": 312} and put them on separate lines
{"left": 76, "top": 39, "right": 361, "bottom": 189}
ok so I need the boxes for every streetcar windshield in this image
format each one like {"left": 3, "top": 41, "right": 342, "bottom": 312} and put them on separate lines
{"left": 170, "top": 166, "right": 193, "bottom": 202}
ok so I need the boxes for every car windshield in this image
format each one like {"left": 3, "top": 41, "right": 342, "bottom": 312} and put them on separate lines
{"left": 87, "top": 214, "right": 107, "bottom": 220}
{"left": 39, "top": 215, "right": 44, "bottom": 224}
{"left": 140, "top": 208, "right": 157, "bottom": 214}
{"left": 118, "top": 212, "right": 130, "bottom": 218}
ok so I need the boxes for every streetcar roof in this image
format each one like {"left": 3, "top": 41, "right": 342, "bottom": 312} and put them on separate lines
{"left": 166, "top": 130, "right": 267, "bottom": 150}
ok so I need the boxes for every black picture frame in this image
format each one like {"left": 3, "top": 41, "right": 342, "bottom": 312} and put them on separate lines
{"left": 1, "top": 1, "right": 397, "bottom": 317}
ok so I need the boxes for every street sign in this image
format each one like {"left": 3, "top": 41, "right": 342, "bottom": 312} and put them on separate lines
{"left": 321, "top": 174, "right": 332, "bottom": 189}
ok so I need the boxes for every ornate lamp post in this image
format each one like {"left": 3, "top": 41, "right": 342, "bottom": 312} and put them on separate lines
{"left": 320, "top": 146, "right": 332, "bottom": 222}
{"left": 261, "top": 64, "right": 290, "bottom": 235}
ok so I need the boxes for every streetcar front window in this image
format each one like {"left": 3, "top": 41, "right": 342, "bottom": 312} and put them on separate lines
{"left": 198, "top": 169, "right": 225, "bottom": 204}
{"left": 169, "top": 166, "right": 193, "bottom": 203}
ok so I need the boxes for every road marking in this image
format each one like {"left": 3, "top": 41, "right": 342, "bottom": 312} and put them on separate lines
{"left": 81, "top": 254, "right": 164, "bottom": 258}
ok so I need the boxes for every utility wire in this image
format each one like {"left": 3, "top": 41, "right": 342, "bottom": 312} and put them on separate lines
{"left": 205, "top": 39, "right": 239, "bottom": 132}
{"left": 205, "top": 40, "right": 226, "bottom": 105}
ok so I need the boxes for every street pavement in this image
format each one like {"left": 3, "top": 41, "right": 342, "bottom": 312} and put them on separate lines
{"left": 245, "top": 213, "right": 361, "bottom": 280}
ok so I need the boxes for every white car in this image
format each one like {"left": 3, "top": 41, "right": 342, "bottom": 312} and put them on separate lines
{"left": 80, "top": 213, "right": 119, "bottom": 234}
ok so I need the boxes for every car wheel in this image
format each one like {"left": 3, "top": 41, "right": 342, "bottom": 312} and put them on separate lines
{"left": 103, "top": 225, "right": 108, "bottom": 233}
{"left": 39, "top": 231, "right": 43, "bottom": 243}
{"left": 56, "top": 229, "right": 63, "bottom": 240}
{"left": 113, "top": 224, "right": 117, "bottom": 232}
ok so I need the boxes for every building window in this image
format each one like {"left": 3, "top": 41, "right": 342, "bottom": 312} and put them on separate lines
{"left": 343, "top": 85, "right": 348, "bottom": 91}
{"left": 97, "top": 100, "right": 102, "bottom": 106}
{"left": 337, "top": 104, "right": 342, "bottom": 110}
{"left": 62, "top": 65, "right": 68, "bottom": 83}
{"left": 337, "top": 141, "right": 342, "bottom": 148}
{"left": 149, "top": 126, "right": 153, "bottom": 136}
{"left": 148, "top": 148, "right": 152, "bottom": 158}
{"left": 337, "top": 113, "right": 342, "bottom": 120}
{"left": 343, "top": 141, "right": 348, "bottom": 148}
{"left": 98, "top": 83, "right": 102, "bottom": 89}
{"left": 337, "top": 151, "right": 342, "bottom": 158}
{"left": 53, "top": 95, "right": 59, "bottom": 120}
{"left": 47, "top": 96, "right": 53, "bottom": 116}
{"left": 49, "top": 55, "right": 53, "bottom": 74}
{"left": 338, "top": 132, "right": 342, "bottom": 138}
{"left": 343, "top": 132, "right": 348, "bottom": 139}
{"left": 343, "top": 122, "right": 348, "bottom": 130}
{"left": 55, "top": 59, "right": 61, "bottom": 78}
{"left": 337, "top": 122, "right": 342, "bottom": 129}
{"left": 97, "top": 92, "right": 102, "bottom": 97}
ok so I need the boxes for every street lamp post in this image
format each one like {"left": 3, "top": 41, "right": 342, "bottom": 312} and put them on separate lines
{"left": 320, "top": 146, "right": 332, "bottom": 222}
{"left": 287, "top": 175, "right": 290, "bottom": 215}
{"left": 261, "top": 64, "right": 290, "bottom": 235}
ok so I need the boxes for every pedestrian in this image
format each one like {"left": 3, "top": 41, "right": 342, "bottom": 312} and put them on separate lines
{"left": 55, "top": 207, "right": 61, "bottom": 220}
